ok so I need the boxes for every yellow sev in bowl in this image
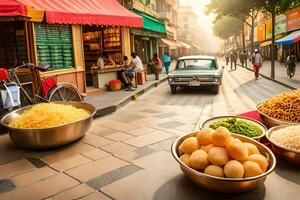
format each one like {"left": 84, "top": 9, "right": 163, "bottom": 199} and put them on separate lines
{"left": 9, "top": 103, "right": 90, "bottom": 129}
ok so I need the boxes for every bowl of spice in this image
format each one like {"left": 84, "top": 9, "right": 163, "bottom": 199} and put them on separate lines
{"left": 201, "top": 116, "right": 267, "bottom": 141}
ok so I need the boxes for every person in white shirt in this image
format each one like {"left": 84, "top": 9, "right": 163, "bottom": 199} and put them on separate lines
{"left": 97, "top": 52, "right": 116, "bottom": 68}
{"left": 121, "top": 52, "right": 143, "bottom": 91}
{"left": 251, "top": 49, "right": 262, "bottom": 80}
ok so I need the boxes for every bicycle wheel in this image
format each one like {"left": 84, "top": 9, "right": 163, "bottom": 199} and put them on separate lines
{"left": 290, "top": 65, "right": 295, "bottom": 78}
{"left": 48, "top": 83, "right": 83, "bottom": 102}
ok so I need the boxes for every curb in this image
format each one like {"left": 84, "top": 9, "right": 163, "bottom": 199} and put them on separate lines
{"left": 237, "top": 64, "right": 297, "bottom": 90}
{"left": 93, "top": 76, "right": 168, "bottom": 118}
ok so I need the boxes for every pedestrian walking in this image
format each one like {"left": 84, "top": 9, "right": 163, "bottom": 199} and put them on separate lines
{"left": 152, "top": 53, "right": 162, "bottom": 80}
{"left": 251, "top": 49, "right": 262, "bottom": 80}
{"left": 164, "top": 52, "right": 171, "bottom": 74}
{"left": 230, "top": 51, "right": 237, "bottom": 70}
{"left": 225, "top": 53, "right": 229, "bottom": 66}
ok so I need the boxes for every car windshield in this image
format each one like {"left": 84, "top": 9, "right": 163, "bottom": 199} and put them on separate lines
{"left": 176, "top": 59, "right": 217, "bottom": 70}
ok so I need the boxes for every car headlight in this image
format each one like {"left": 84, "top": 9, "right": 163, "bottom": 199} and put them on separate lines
{"left": 168, "top": 77, "right": 173, "bottom": 82}
{"left": 214, "top": 77, "right": 219, "bottom": 82}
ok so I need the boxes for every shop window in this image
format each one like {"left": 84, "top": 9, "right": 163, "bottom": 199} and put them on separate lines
{"left": 0, "top": 22, "right": 27, "bottom": 67}
{"left": 34, "top": 23, "right": 74, "bottom": 70}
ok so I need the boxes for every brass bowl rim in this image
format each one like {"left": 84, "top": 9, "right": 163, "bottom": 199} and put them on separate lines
{"left": 266, "top": 124, "right": 300, "bottom": 154}
{"left": 171, "top": 132, "right": 277, "bottom": 182}
{"left": 256, "top": 101, "right": 298, "bottom": 125}
{"left": 201, "top": 115, "right": 267, "bottom": 140}
{"left": 1, "top": 102, "right": 96, "bottom": 131}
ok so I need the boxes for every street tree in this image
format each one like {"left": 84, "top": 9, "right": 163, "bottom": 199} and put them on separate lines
{"left": 257, "top": 0, "right": 300, "bottom": 79}
{"left": 213, "top": 16, "right": 242, "bottom": 49}
{"left": 206, "top": 0, "right": 263, "bottom": 53}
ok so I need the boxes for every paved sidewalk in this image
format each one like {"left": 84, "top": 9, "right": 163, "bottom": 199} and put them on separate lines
{"left": 238, "top": 60, "right": 300, "bottom": 89}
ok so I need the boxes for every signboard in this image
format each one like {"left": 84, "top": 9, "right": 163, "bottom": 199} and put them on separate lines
{"left": 275, "top": 15, "right": 286, "bottom": 35}
{"left": 257, "top": 24, "right": 265, "bottom": 41}
{"left": 287, "top": 8, "right": 300, "bottom": 31}
{"left": 266, "top": 20, "right": 272, "bottom": 39}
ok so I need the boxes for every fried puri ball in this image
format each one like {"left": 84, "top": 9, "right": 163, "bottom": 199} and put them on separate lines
{"left": 190, "top": 150, "right": 209, "bottom": 170}
{"left": 204, "top": 165, "right": 224, "bottom": 178}
{"left": 212, "top": 127, "right": 232, "bottom": 147}
{"left": 201, "top": 143, "right": 214, "bottom": 153}
{"left": 243, "top": 161, "right": 264, "bottom": 177}
{"left": 224, "top": 160, "right": 244, "bottom": 178}
{"left": 197, "top": 128, "right": 214, "bottom": 145}
{"left": 226, "top": 139, "right": 248, "bottom": 161}
{"left": 179, "top": 137, "right": 199, "bottom": 154}
{"left": 180, "top": 154, "right": 191, "bottom": 167}
{"left": 244, "top": 142, "right": 260, "bottom": 155}
{"left": 208, "top": 147, "right": 229, "bottom": 166}
{"left": 248, "top": 154, "right": 268, "bottom": 172}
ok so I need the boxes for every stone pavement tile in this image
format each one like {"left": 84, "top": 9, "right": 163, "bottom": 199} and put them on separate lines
{"left": 115, "top": 147, "right": 156, "bottom": 161}
{"left": 86, "top": 165, "right": 141, "bottom": 189}
{"left": 175, "top": 124, "right": 196, "bottom": 132}
{"left": 154, "top": 112, "right": 178, "bottom": 118}
{"left": 125, "top": 126, "right": 157, "bottom": 136}
{"left": 45, "top": 184, "right": 95, "bottom": 200}
{"left": 92, "top": 128, "right": 119, "bottom": 137}
{"left": 110, "top": 113, "right": 145, "bottom": 123}
{"left": 0, "top": 150, "right": 23, "bottom": 166}
{"left": 104, "top": 132, "right": 134, "bottom": 142}
{"left": 88, "top": 124, "right": 107, "bottom": 135}
{"left": 81, "top": 149, "right": 111, "bottom": 161}
{"left": 0, "top": 174, "right": 79, "bottom": 200}
{"left": 101, "top": 142, "right": 137, "bottom": 154}
{"left": 157, "top": 121, "right": 185, "bottom": 129}
{"left": 12, "top": 167, "right": 58, "bottom": 187}
{"left": 96, "top": 119, "right": 138, "bottom": 132}
{"left": 40, "top": 142, "right": 95, "bottom": 165}
{"left": 101, "top": 151, "right": 180, "bottom": 200}
{"left": 0, "top": 178, "right": 16, "bottom": 193}
{"left": 0, "top": 159, "right": 35, "bottom": 180}
{"left": 147, "top": 137, "right": 176, "bottom": 152}
{"left": 65, "top": 156, "right": 129, "bottom": 182}
{"left": 81, "top": 134, "right": 115, "bottom": 148}
{"left": 126, "top": 118, "right": 156, "bottom": 128}
{"left": 123, "top": 131, "right": 175, "bottom": 148}
{"left": 78, "top": 192, "right": 111, "bottom": 200}
{"left": 140, "top": 109, "right": 162, "bottom": 113}
{"left": 170, "top": 115, "right": 198, "bottom": 123}
{"left": 164, "top": 128, "right": 185, "bottom": 136}
{"left": 50, "top": 154, "right": 92, "bottom": 172}
{"left": 25, "top": 157, "right": 48, "bottom": 168}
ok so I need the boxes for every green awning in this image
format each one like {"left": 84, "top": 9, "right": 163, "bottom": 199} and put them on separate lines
{"left": 133, "top": 10, "right": 166, "bottom": 33}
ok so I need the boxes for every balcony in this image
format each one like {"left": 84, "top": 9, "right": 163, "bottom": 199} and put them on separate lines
{"left": 158, "top": 11, "right": 170, "bottom": 20}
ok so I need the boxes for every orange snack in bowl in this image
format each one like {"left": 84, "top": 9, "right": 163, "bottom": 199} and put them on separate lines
{"left": 224, "top": 160, "right": 244, "bottom": 178}
{"left": 243, "top": 161, "right": 264, "bottom": 177}
{"left": 208, "top": 147, "right": 229, "bottom": 166}
{"left": 226, "top": 139, "right": 249, "bottom": 161}
{"left": 190, "top": 150, "right": 209, "bottom": 170}
{"left": 244, "top": 142, "right": 260, "bottom": 155}
{"left": 204, "top": 165, "right": 224, "bottom": 178}
{"left": 248, "top": 154, "right": 268, "bottom": 172}
{"left": 201, "top": 143, "right": 214, "bottom": 153}
{"left": 179, "top": 137, "right": 199, "bottom": 154}
{"left": 212, "top": 127, "right": 232, "bottom": 147}
{"left": 180, "top": 154, "right": 191, "bottom": 167}
{"left": 197, "top": 128, "right": 214, "bottom": 145}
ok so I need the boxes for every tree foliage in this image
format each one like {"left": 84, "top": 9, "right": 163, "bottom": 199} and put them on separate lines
{"left": 212, "top": 16, "right": 242, "bottom": 40}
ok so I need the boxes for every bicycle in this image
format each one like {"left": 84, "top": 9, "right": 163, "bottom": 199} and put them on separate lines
{"left": 0, "top": 63, "right": 83, "bottom": 110}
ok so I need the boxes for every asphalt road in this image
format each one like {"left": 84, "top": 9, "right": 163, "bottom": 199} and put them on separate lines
{"left": 0, "top": 61, "right": 298, "bottom": 200}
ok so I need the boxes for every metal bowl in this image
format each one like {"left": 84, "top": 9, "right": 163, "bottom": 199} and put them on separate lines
{"left": 256, "top": 102, "right": 297, "bottom": 128}
{"left": 1, "top": 102, "right": 96, "bottom": 149}
{"left": 171, "top": 132, "right": 276, "bottom": 193}
{"left": 201, "top": 116, "right": 267, "bottom": 141}
{"left": 266, "top": 125, "right": 300, "bottom": 166}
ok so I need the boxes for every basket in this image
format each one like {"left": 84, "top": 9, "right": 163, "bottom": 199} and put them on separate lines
{"left": 109, "top": 80, "right": 121, "bottom": 91}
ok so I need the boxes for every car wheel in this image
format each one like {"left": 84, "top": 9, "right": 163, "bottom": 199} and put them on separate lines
{"left": 170, "top": 85, "right": 177, "bottom": 94}
{"left": 212, "top": 85, "right": 219, "bottom": 94}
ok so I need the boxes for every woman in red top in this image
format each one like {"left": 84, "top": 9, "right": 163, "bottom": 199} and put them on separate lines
{"left": 152, "top": 53, "right": 162, "bottom": 80}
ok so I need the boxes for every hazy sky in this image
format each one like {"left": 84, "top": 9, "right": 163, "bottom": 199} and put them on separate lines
{"left": 179, "top": 0, "right": 222, "bottom": 51}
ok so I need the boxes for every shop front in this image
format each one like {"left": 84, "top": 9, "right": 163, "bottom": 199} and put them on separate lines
{"left": 131, "top": 9, "right": 166, "bottom": 74}
{"left": 0, "top": 0, "right": 143, "bottom": 95}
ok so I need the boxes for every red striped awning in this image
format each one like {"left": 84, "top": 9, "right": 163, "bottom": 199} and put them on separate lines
{"left": 0, "top": 0, "right": 27, "bottom": 17}
{"left": 17, "top": 0, "right": 143, "bottom": 27}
